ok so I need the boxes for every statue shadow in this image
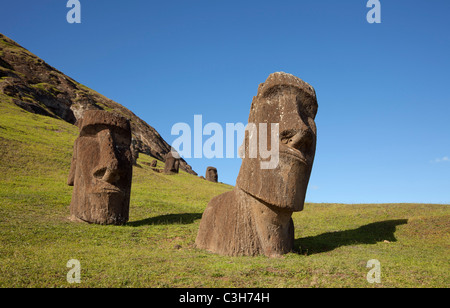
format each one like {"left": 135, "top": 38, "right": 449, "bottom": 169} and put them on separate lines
{"left": 127, "top": 213, "right": 202, "bottom": 227}
{"left": 294, "top": 219, "right": 408, "bottom": 255}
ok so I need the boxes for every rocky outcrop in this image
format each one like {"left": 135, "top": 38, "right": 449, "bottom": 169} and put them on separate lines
{"left": 0, "top": 33, "right": 196, "bottom": 175}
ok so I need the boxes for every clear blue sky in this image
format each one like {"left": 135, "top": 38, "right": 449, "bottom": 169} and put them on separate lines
{"left": 1, "top": 0, "right": 449, "bottom": 203}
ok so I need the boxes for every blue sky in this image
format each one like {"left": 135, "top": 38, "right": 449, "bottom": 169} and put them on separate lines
{"left": 1, "top": 0, "right": 449, "bottom": 203}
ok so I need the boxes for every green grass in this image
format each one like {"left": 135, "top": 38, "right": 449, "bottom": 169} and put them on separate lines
{"left": 0, "top": 99, "right": 449, "bottom": 288}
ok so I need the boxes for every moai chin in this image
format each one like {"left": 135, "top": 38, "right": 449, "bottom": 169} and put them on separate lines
{"left": 205, "top": 167, "right": 218, "bottom": 183}
{"left": 68, "top": 110, "right": 133, "bottom": 225}
{"left": 195, "top": 72, "right": 318, "bottom": 257}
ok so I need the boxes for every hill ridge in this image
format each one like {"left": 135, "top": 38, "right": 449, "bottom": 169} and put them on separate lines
{"left": 0, "top": 33, "right": 196, "bottom": 175}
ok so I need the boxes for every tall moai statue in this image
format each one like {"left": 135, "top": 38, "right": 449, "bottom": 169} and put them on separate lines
{"left": 196, "top": 72, "right": 318, "bottom": 257}
{"left": 68, "top": 110, "right": 133, "bottom": 225}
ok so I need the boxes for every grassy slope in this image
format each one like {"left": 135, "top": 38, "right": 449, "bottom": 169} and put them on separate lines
{"left": 0, "top": 98, "right": 449, "bottom": 288}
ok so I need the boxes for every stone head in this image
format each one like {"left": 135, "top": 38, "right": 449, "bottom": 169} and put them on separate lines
{"left": 164, "top": 151, "right": 180, "bottom": 174}
{"left": 205, "top": 167, "right": 218, "bottom": 183}
{"left": 236, "top": 72, "right": 318, "bottom": 212}
{"left": 68, "top": 110, "right": 133, "bottom": 225}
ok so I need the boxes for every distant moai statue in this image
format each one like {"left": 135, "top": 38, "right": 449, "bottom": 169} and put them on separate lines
{"left": 150, "top": 160, "right": 158, "bottom": 167}
{"left": 205, "top": 167, "right": 218, "bottom": 183}
{"left": 164, "top": 151, "right": 180, "bottom": 174}
{"left": 68, "top": 110, "right": 133, "bottom": 225}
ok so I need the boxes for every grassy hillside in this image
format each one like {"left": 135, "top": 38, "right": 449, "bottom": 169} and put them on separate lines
{"left": 0, "top": 98, "right": 449, "bottom": 288}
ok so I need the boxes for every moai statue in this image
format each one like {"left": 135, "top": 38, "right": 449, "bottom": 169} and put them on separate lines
{"left": 196, "top": 72, "right": 318, "bottom": 257}
{"left": 205, "top": 167, "right": 218, "bottom": 183}
{"left": 150, "top": 160, "right": 158, "bottom": 168}
{"left": 68, "top": 110, "right": 133, "bottom": 225}
{"left": 164, "top": 151, "right": 180, "bottom": 174}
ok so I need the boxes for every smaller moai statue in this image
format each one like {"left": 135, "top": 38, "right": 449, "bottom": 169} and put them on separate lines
{"left": 164, "top": 151, "right": 180, "bottom": 174}
{"left": 205, "top": 167, "right": 218, "bottom": 183}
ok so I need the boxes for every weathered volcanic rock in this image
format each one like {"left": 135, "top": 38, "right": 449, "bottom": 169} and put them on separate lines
{"left": 196, "top": 72, "right": 318, "bottom": 257}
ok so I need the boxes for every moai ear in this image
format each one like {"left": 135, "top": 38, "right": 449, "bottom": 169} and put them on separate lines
{"left": 67, "top": 139, "right": 78, "bottom": 186}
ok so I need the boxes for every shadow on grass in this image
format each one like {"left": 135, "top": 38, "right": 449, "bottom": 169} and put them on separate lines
{"left": 295, "top": 219, "right": 408, "bottom": 255}
{"left": 127, "top": 213, "right": 202, "bottom": 227}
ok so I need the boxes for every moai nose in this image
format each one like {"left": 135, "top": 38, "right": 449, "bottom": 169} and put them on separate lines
{"left": 93, "top": 129, "right": 121, "bottom": 184}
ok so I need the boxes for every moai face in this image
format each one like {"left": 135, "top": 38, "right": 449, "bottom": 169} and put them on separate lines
{"left": 68, "top": 110, "right": 133, "bottom": 225}
{"left": 236, "top": 72, "right": 318, "bottom": 212}
{"left": 205, "top": 167, "right": 218, "bottom": 183}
